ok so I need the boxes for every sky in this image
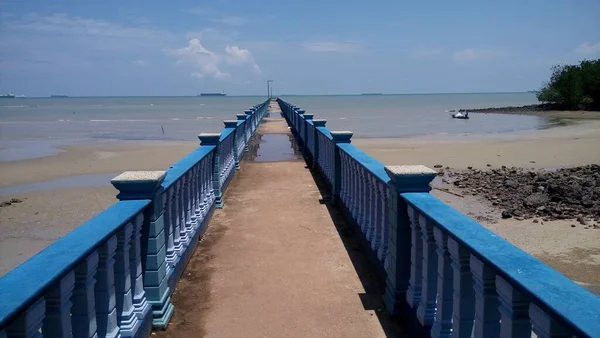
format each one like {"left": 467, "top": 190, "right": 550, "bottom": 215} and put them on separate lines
{"left": 0, "top": 0, "right": 599, "bottom": 96}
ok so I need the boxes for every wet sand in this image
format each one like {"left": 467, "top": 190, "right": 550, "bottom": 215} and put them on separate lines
{"left": 467, "top": 108, "right": 600, "bottom": 120}
{"left": 0, "top": 186, "right": 117, "bottom": 275}
{"left": 0, "top": 141, "right": 198, "bottom": 187}
{"left": 354, "top": 120, "right": 600, "bottom": 170}
{"left": 1, "top": 121, "right": 599, "bottom": 291}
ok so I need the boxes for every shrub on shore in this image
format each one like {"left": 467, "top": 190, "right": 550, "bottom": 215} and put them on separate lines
{"left": 537, "top": 59, "right": 600, "bottom": 110}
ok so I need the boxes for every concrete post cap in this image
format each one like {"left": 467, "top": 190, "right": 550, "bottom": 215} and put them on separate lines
{"left": 223, "top": 120, "right": 238, "bottom": 128}
{"left": 111, "top": 171, "right": 166, "bottom": 198}
{"left": 330, "top": 131, "right": 353, "bottom": 143}
{"left": 312, "top": 119, "right": 327, "bottom": 127}
{"left": 297, "top": 109, "right": 306, "bottom": 114}
{"left": 236, "top": 114, "right": 248, "bottom": 120}
{"left": 244, "top": 110, "right": 253, "bottom": 115}
{"left": 198, "top": 132, "right": 221, "bottom": 145}
{"left": 384, "top": 165, "right": 436, "bottom": 192}
{"left": 303, "top": 113, "right": 314, "bottom": 120}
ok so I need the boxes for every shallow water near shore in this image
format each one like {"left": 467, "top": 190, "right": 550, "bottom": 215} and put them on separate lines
{"left": 0, "top": 173, "right": 117, "bottom": 195}
{"left": 0, "top": 92, "right": 565, "bottom": 160}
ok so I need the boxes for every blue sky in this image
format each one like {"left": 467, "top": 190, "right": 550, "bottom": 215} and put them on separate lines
{"left": 1, "top": 0, "right": 599, "bottom": 96}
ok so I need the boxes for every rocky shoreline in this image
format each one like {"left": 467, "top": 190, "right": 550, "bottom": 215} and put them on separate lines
{"left": 457, "top": 104, "right": 600, "bottom": 119}
{"left": 437, "top": 164, "right": 600, "bottom": 227}
{"left": 458, "top": 104, "right": 553, "bottom": 113}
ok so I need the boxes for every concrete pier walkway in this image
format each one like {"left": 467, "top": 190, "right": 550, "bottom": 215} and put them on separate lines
{"left": 156, "top": 104, "right": 402, "bottom": 337}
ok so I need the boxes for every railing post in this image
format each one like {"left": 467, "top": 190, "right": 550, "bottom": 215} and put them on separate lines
{"left": 529, "top": 304, "right": 569, "bottom": 338}
{"left": 237, "top": 114, "right": 250, "bottom": 151}
{"left": 111, "top": 171, "right": 174, "bottom": 329}
{"left": 244, "top": 110, "right": 254, "bottom": 134}
{"left": 296, "top": 109, "right": 305, "bottom": 136}
{"left": 330, "top": 131, "right": 353, "bottom": 204}
{"left": 496, "top": 276, "right": 532, "bottom": 338}
{"left": 224, "top": 120, "right": 239, "bottom": 170}
{"left": 42, "top": 272, "right": 75, "bottom": 338}
{"left": 199, "top": 133, "right": 223, "bottom": 208}
{"left": 383, "top": 165, "right": 436, "bottom": 316}
{"left": 312, "top": 119, "right": 327, "bottom": 169}
{"left": 303, "top": 113, "right": 314, "bottom": 164}
{"left": 71, "top": 251, "right": 99, "bottom": 338}
{"left": 3, "top": 299, "right": 45, "bottom": 338}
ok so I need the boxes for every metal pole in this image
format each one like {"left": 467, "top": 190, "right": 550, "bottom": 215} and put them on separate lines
{"left": 267, "top": 80, "right": 273, "bottom": 99}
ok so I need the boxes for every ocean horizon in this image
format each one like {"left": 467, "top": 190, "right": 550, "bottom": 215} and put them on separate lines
{"left": 1, "top": 92, "right": 560, "bottom": 161}
{"left": 3, "top": 91, "right": 537, "bottom": 99}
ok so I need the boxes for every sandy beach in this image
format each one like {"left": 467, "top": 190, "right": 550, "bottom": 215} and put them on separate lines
{"left": 354, "top": 120, "right": 600, "bottom": 170}
{"left": 1, "top": 119, "right": 599, "bottom": 293}
{"left": 355, "top": 120, "right": 600, "bottom": 293}
{"left": 0, "top": 141, "right": 197, "bottom": 274}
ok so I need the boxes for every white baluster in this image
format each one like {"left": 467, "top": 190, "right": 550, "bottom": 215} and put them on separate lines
{"left": 352, "top": 161, "right": 359, "bottom": 220}
{"left": 184, "top": 172, "right": 193, "bottom": 240}
{"left": 95, "top": 235, "right": 120, "bottom": 338}
{"left": 358, "top": 167, "right": 366, "bottom": 231}
{"left": 406, "top": 206, "right": 423, "bottom": 308}
{"left": 172, "top": 180, "right": 183, "bottom": 259}
{"left": 529, "top": 303, "right": 570, "bottom": 338}
{"left": 130, "top": 214, "right": 151, "bottom": 322}
{"left": 178, "top": 176, "right": 190, "bottom": 249}
{"left": 431, "top": 227, "right": 452, "bottom": 338}
{"left": 190, "top": 167, "right": 199, "bottom": 231}
{"left": 448, "top": 238, "right": 475, "bottom": 338}
{"left": 496, "top": 276, "right": 532, "bottom": 338}
{"left": 114, "top": 222, "right": 140, "bottom": 336}
{"left": 71, "top": 251, "right": 99, "bottom": 338}
{"left": 43, "top": 271, "right": 75, "bottom": 338}
{"left": 377, "top": 182, "right": 388, "bottom": 264}
{"left": 471, "top": 256, "right": 500, "bottom": 338}
{"left": 416, "top": 215, "right": 438, "bottom": 326}
{"left": 164, "top": 188, "right": 176, "bottom": 269}
{"left": 4, "top": 298, "right": 45, "bottom": 338}
{"left": 366, "top": 175, "right": 376, "bottom": 245}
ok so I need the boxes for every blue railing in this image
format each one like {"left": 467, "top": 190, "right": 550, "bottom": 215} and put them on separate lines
{"left": 278, "top": 97, "right": 600, "bottom": 338}
{"left": 0, "top": 99, "right": 270, "bottom": 338}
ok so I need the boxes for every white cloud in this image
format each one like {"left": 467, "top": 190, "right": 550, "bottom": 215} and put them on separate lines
{"left": 212, "top": 16, "right": 247, "bottom": 26}
{"left": 185, "top": 28, "right": 238, "bottom": 44}
{"left": 1, "top": 13, "right": 174, "bottom": 72}
{"left": 7, "top": 13, "right": 171, "bottom": 40}
{"left": 453, "top": 48, "right": 504, "bottom": 61}
{"left": 302, "top": 41, "right": 362, "bottom": 53}
{"left": 575, "top": 41, "right": 600, "bottom": 56}
{"left": 166, "top": 38, "right": 230, "bottom": 80}
{"left": 225, "top": 45, "right": 261, "bottom": 73}
{"left": 166, "top": 39, "right": 261, "bottom": 80}
{"left": 410, "top": 47, "right": 444, "bottom": 58}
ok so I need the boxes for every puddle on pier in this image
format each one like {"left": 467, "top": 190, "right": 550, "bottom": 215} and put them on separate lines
{"left": 0, "top": 173, "right": 118, "bottom": 196}
{"left": 245, "top": 133, "right": 302, "bottom": 162}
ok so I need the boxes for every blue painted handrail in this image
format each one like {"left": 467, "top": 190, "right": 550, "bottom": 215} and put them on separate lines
{"left": 403, "top": 192, "right": 600, "bottom": 338}
{"left": 278, "top": 97, "right": 600, "bottom": 338}
{"left": 0, "top": 200, "right": 150, "bottom": 337}
{"left": 0, "top": 98, "right": 270, "bottom": 337}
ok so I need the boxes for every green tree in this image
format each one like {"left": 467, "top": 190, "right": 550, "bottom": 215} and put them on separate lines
{"left": 537, "top": 59, "right": 600, "bottom": 109}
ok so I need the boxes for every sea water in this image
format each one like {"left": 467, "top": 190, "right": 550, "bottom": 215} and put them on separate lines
{"left": 0, "top": 93, "right": 550, "bottom": 160}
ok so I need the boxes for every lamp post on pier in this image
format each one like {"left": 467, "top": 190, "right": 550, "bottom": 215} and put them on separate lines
{"left": 267, "top": 80, "right": 274, "bottom": 99}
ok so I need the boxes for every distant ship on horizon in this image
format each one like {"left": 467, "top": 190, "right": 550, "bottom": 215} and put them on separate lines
{"left": 198, "top": 90, "right": 226, "bottom": 97}
{"left": 0, "top": 92, "right": 15, "bottom": 98}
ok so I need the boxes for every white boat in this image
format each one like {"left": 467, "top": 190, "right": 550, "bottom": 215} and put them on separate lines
{"left": 446, "top": 110, "right": 470, "bottom": 119}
